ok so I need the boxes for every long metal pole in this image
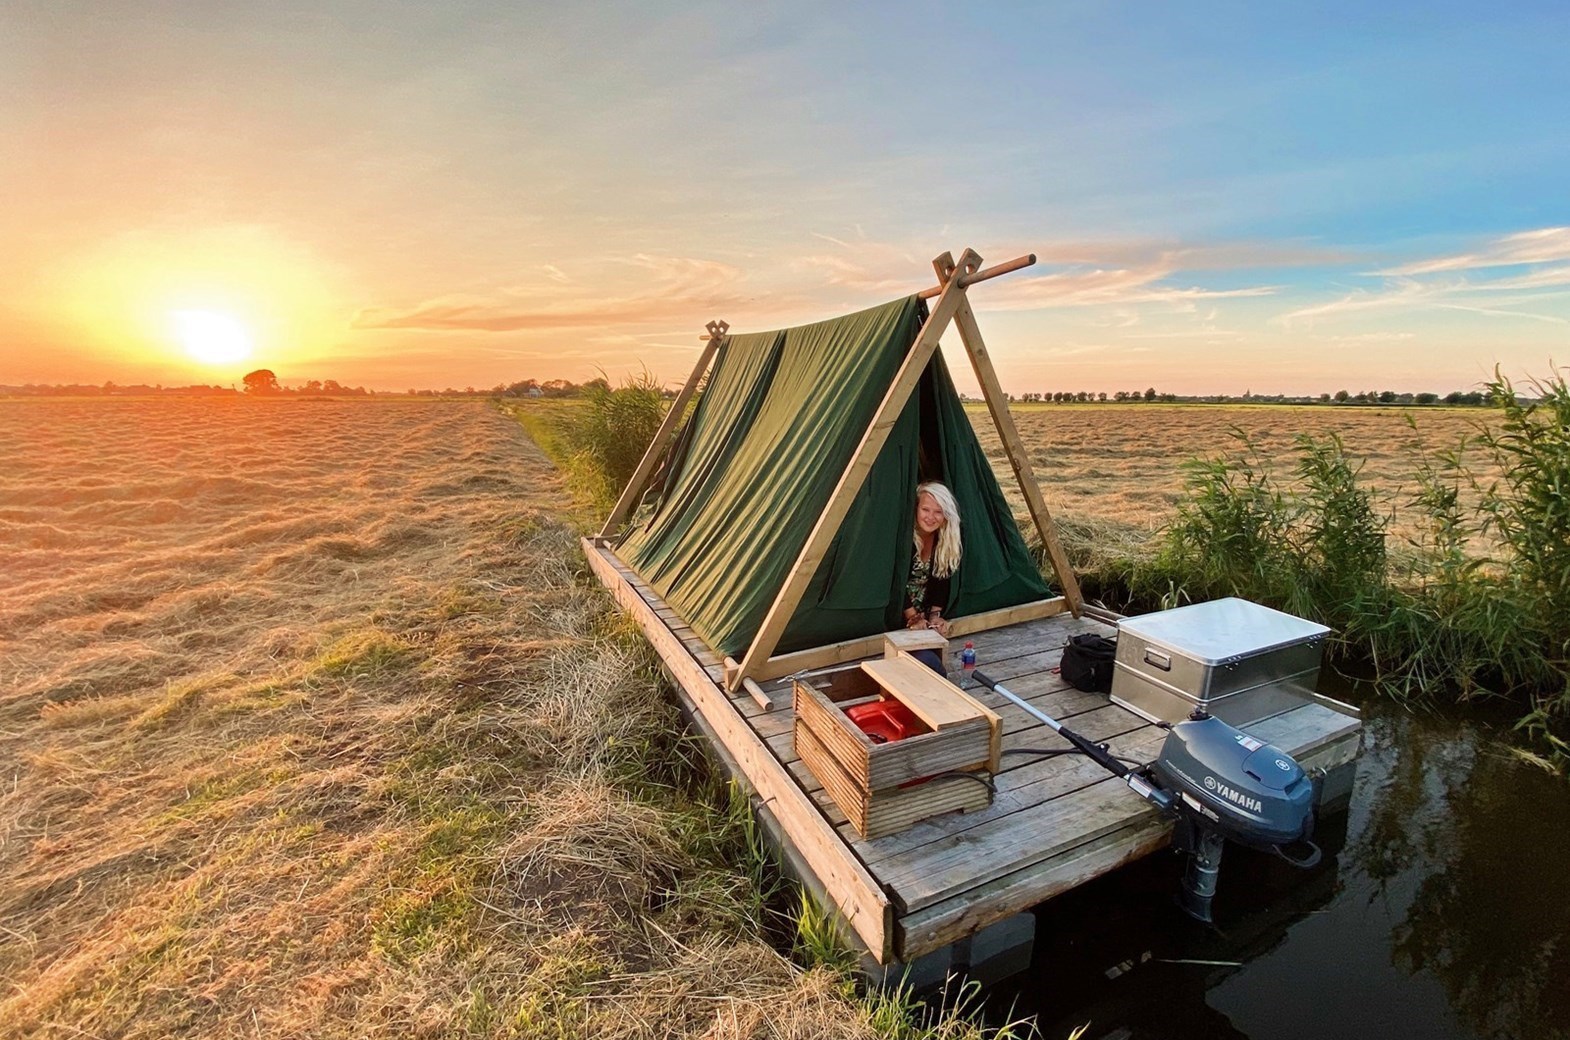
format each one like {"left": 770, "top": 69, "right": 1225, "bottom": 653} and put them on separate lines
{"left": 970, "top": 669, "right": 1173, "bottom": 810}
{"left": 970, "top": 669, "right": 1064, "bottom": 732}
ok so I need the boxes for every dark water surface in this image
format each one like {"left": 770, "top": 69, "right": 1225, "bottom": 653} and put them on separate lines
{"left": 985, "top": 686, "right": 1570, "bottom": 1040}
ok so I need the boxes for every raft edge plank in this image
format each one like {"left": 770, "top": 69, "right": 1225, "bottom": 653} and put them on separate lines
{"left": 898, "top": 813, "right": 1174, "bottom": 954}
{"left": 583, "top": 539, "right": 895, "bottom": 961}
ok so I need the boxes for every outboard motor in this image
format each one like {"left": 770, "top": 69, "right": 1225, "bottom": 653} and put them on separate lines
{"left": 971, "top": 672, "right": 1319, "bottom": 924}
{"left": 1151, "top": 711, "right": 1319, "bottom": 922}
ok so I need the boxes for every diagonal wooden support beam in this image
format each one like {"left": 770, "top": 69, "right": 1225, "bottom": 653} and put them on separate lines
{"left": 597, "top": 320, "right": 726, "bottom": 539}
{"left": 730, "top": 250, "right": 982, "bottom": 689}
{"left": 952, "top": 296, "right": 1084, "bottom": 614}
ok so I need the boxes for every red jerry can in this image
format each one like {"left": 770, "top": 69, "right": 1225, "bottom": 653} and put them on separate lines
{"left": 845, "top": 699, "right": 923, "bottom": 744}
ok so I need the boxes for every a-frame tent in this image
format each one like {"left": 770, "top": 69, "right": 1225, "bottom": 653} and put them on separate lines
{"left": 600, "top": 248, "right": 1083, "bottom": 691}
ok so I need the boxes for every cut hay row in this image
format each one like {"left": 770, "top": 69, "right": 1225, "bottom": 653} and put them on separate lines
{"left": 0, "top": 398, "right": 1012, "bottom": 1039}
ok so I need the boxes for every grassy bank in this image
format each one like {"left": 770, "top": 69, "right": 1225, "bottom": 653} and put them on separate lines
{"left": 1, "top": 399, "right": 1021, "bottom": 1039}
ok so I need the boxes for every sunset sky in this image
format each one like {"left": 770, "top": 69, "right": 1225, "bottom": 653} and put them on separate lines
{"left": 4, "top": 2, "right": 1567, "bottom": 395}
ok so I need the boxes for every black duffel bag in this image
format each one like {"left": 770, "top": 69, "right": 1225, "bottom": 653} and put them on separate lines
{"left": 1060, "top": 633, "right": 1117, "bottom": 693}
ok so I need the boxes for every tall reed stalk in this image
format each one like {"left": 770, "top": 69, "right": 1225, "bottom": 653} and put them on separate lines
{"left": 1126, "top": 369, "right": 1570, "bottom": 768}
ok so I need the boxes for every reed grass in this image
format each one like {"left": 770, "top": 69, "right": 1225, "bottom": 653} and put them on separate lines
{"left": 1062, "top": 369, "right": 1570, "bottom": 769}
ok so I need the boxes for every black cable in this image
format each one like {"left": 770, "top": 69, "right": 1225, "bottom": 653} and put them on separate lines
{"left": 925, "top": 770, "right": 997, "bottom": 795}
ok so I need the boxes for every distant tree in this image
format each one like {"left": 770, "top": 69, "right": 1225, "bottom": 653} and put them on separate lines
{"left": 1098, "top": 392, "right": 1107, "bottom": 402}
{"left": 1143, "top": 387, "right": 1157, "bottom": 401}
{"left": 243, "top": 369, "right": 281, "bottom": 395}
{"left": 1334, "top": 389, "right": 1350, "bottom": 402}
{"left": 322, "top": 379, "right": 344, "bottom": 394}
{"left": 1415, "top": 392, "right": 1439, "bottom": 405}
{"left": 1378, "top": 390, "right": 1398, "bottom": 404}
{"left": 1319, "top": 392, "right": 1331, "bottom": 403}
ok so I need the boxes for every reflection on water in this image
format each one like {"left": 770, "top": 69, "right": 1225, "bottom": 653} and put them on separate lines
{"left": 990, "top": 688, "right": 1570, "bottom": 1040}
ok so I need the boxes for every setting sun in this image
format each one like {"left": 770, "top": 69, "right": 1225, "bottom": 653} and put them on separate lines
{"left": 171, "top": 309, "right": 254, "bottom": 366}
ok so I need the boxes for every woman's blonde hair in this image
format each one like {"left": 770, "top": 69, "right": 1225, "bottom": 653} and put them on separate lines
{"left": 914, "top": 481, "right": 962, "bottom": 578}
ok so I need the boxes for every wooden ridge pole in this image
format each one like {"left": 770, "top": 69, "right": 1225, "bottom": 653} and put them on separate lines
{"left": 597, "top": 320, "right": 727, "bottom": 539}
{"left": 730, "top": 250, "right": 982, "bottom": 689}
{"left": 948, "top": 290, "right": 1084, "bottom": 614}
{"left": 916, "top": 252, "right": 1036, "bottom": 300}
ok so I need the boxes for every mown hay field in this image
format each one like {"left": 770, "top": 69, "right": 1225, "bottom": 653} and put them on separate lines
{"left": 971, "top": 403, "right": 1500, "bottom": 540}
{"left": 0, "top": 398, "right": 910, "bottom": 1040}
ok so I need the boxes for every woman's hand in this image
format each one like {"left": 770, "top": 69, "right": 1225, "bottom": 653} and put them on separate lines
{"left": 929, "top": 616, "right": 950, "bottom": 638}
{"left": 905, "top": 615, "right": 928, "bottom": 630}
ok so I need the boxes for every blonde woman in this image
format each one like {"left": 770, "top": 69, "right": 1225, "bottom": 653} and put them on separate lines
{"left": 901, "top": 482, "right": 961, "bottom": 671}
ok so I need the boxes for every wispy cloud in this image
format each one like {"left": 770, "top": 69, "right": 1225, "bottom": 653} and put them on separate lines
{"left": 986, "top": 265, "right": 1276, "bottom": 311}
{"left": 352, "top": 255, "right": 748, "bottom": 332}
{"left": 798, "top": 233, "right": 1294, "bottom": 312}
{"left": 1376, "top": 227, "right": 1570, "bottom": 275}
{"left": 1281, "top": 227, "right": 1570, "bottom": 329}
{"left": 1326, "top": 331, "right": 1416, "bottom": 344}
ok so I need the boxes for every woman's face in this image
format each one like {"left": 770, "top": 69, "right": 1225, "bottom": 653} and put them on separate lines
{"left": 916, "top": 492, "right": 947, "bottom": 535}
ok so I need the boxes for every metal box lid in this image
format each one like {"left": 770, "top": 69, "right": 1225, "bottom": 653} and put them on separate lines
{"left": 1115, "top": 597, "right": 1329, "bottom": 665}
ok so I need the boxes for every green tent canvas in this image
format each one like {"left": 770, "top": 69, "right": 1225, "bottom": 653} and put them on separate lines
{"left": 612, "top": 291, "right": 1063, "bottom": 663}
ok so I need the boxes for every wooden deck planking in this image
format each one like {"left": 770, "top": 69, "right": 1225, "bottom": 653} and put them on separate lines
{"left": 895, "top": 718, "right": 1363, "bottom": 952}
{"left": 587, "top": 540, "right": 1364, "bottom": 964}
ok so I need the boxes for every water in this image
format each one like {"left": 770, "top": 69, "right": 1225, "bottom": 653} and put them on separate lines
{"left": 987, "top": 685, "right": 1570, "bottom": 1040}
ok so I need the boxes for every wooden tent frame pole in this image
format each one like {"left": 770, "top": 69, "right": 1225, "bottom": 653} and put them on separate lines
{"left": 597, "top": 320, "right": 727, "bottom": 539}
{"left": 950, "top": 293, "right": 1084, "bottom": 614}
{"left": 728, "top": 250, "right": 982, "bottom": 689}
{"left": 916, "top": 252, "right": 1036, "bottom": 300}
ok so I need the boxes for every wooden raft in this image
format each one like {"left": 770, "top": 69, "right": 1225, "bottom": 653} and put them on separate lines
{"left": 584, "top": 539, "right": 1364, "bottom": 965}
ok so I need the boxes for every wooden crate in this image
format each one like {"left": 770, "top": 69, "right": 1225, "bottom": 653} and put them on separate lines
{"left": 793, "top": 653, "right": 1001, "bottom": 839}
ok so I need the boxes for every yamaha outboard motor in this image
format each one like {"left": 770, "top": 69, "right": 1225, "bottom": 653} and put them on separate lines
{"left": 1151, "top": 710, "right": 1320, "bottom": 922}
{"left": 971, "top": 672, "right": 1320, "bottom": 924}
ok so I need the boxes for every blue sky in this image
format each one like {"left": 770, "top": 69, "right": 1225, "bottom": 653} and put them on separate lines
{"left": 3, "top": 1, "right": 1567, "bottom": 393}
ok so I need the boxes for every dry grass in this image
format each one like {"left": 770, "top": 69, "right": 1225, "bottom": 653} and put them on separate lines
{"left": 977, "top": 402, "right": 1499, "bottom": 540}
{"left": 0, "top": 398, "right": 978, "bottom": 1040}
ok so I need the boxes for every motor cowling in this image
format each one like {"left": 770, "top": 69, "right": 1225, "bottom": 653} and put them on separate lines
{"left": 1149, "top": 713, "right": 1316, "bottom": 850}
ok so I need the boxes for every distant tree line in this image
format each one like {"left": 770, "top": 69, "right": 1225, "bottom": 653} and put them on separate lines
{"left": 1014, "top": 388, "right": 1177, "bottom": 403}
{"left": 997, "top": 387, "right": 1501, "bottom": 406}
{"left": 5, "top": 375, "right": 1504, "bottom": 407}
{"left": 0, "top": 381, "right": 242, "bottom": 397}
{"left": 241, "top": 370, "right": 373, "bottom": 396}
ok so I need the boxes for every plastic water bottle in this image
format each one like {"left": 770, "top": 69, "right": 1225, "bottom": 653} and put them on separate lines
{"left": 961, "top": 641, "right": 977, "bottom": 676}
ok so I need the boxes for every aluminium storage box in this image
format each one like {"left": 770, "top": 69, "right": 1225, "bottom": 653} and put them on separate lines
{"left": 1110, "top": 597, "right": 1328, "bottom": 726}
